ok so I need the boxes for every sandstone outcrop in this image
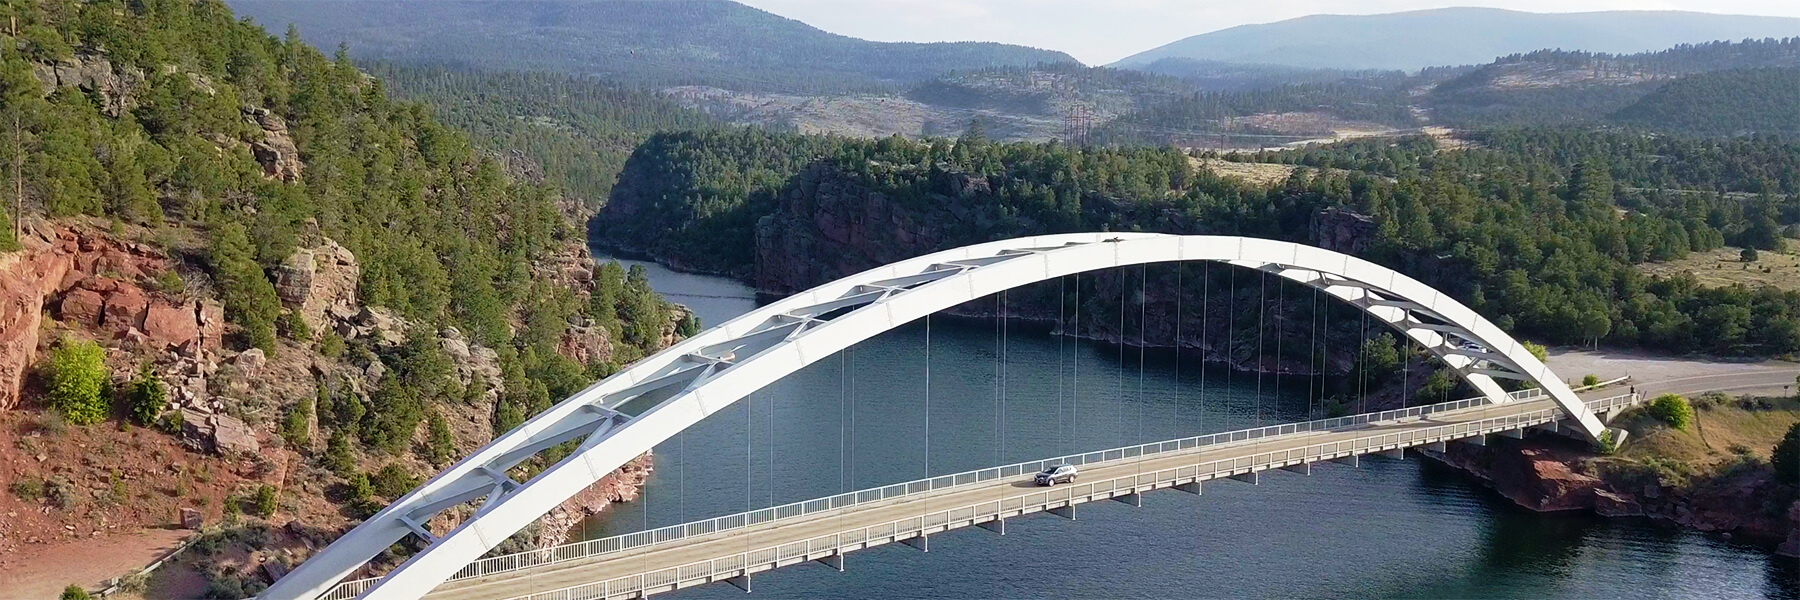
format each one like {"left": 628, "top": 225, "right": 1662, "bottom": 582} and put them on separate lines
{"left": 536, "top": 453, "right": 654, "bottom": 549}
{"left": 1431, "top": 436, "right": 1795, "bottom": 545}
{"left": 244, "top": 107, "right": 304, "bottom": 182}
{"left": 273, "top": 238, "right": 360, "bottom": 333}
{"left": 1, "top": 223, "right": 220, "bottom": 409}
{"left": 31, "top": 53, "right": 144, "bottom": 117}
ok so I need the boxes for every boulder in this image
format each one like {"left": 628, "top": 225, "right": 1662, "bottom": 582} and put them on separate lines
{"left": 179, "top": 508, "right": 204, "bottom": 530}
{"left": 180, "top": 409, "right": 261, "bottom": 455}
{"left": 58, "top": 288, "right": 105, "bottom": 325}
{"left": 142, "top": 301, "right": 201, "bottom": 348}
{"left": 245, "top": 107, "right": 304, "bottom": 182}
{"left": 40, "top": 54, "right": 143, "bottom": 117}
{"left": 211, "top": 413, "right": 260, "bottom": 455}
{"left": 232, "top": 348, "right": 267, "bottom": 374}
{"left": 1594, "top": 489, "right": 1644, "bottom": 517}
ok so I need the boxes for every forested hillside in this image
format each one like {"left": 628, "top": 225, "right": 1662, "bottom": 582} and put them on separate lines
{"left": 1425, "top": 39, "right": 1800, "bottom": 127}
{"left": 370, "top": 64, "right": 717, "bottom": 206}
{"left": 1612, "top": 68, "right": 1800, "bottom": 137}
{"left": 0, "top": 1, "right": 689, "bottom": 593}
{"left": 600, "top": 126, "right": 1800, "bottom": 356}
{"left": 228, "top": 0, "right": 1076, "bottom": 94}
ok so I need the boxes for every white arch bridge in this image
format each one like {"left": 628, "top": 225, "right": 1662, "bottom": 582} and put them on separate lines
{"left": 265, "top": 233, "right": 1635, "bottom": 600}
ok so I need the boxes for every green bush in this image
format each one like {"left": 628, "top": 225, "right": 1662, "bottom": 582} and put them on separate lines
{"left": 46, "top": 337, "right": 110, "bottom": 425}
{"left": 1647, "top": 394, "right": 1695, "bottom": 430}
{"left": 10, "top": 478, "right": 44, "bottom": 501}
{"left": 277, "top": 311, "right": 312, "bottom": 342}
{"left": 1581, "top": 374, "right": 1600, "bottom": 387}
{"left": 1774, "top": 422, "right": 1800, "bottom": 485}
{"left": 154, "top": 270, "right": 186, "bottom": 295}
{"left": 279, "top": 396, "right": 313, "bottom": 450}
{"left": 60, "top": 584, "right": 91, "bottom": 600}
{"left": 124, "top": 364, "right": 167, "bottom": 426}
{"left": 424, "top": 410, "right": 456, "bottom": 466}
{"left": 370, "top": 463, "right": 419, "bottom": 500}
{"left": 0, "top": 207, "right": 18, "bottom": 252}
{"left": 252, "top": 484, "right": 278, "bottom": 518}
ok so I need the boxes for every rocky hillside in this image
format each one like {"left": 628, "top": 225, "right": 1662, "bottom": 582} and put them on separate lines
{"left": 0, "top": 1, "right": 690, "bottom": 596}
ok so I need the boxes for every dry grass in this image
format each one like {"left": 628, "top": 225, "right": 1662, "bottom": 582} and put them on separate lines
{"left": 1192, "top": 158, "right": 1297, "bottom": 187}
{"left": 1617, "top": 395, "right": 1800, "bottom": 466}
{"left": 1637, "top": 246, "right": 1800, "bottom": 292}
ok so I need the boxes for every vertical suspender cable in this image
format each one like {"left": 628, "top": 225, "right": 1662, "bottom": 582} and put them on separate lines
{"left": 1175, "top": 263, "right": 1183, "bottom": 434}
{"left": 1255, "top": 270, "right": 1266, "bottom": 429}
{"left": 995, "top": 294, "right": 1003, "bottom": 467}
{"left": 1309, "top": 285, "right": 1319, "bottom": 419}
{"left": 1002, "top": 289, "right": 1009, "bottom": 463}
{"left": 1275, "top": 271, "right": 1284, "bottom": 418}
{"left": 1119, "top": 269, "right": 1127, "bottom": 446}
{"left": 1072, "top": 272, "right": 1080, "bottom": 454}
{"left": 1359, "top": 304, "right": 1370, "bottom": 414}
{"left": 1200, "top": 262, "right": 1208, "bottom": 435}
{"left": 1138, "top": 263, "right": 1148, "bottom": 473}
{"left": 1226, "top": 265, "right": 1236, "bottom": 432}
{"left": 1058, "top": 276, "right": 1066, "bottom": 457}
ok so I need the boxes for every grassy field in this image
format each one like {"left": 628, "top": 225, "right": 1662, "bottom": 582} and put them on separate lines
{"left": 1638, "top": 246, "right": 1800, "bottom": 291}
{"left": 1193, "top": 158, "right": 1297, "bottom": 187}
{"left": 1615, "top": 394, "right": 1800, "bottom": 465}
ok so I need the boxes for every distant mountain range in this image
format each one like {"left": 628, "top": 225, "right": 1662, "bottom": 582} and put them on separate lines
{"left": 1114, "top": 8, "right": 1800, "bottom": 72}
{"left": 227, "top": 0, "right": 1076, "bottom": 93}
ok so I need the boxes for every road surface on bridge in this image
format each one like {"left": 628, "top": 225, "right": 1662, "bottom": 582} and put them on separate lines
{"left": 419, "top": 389, "right": 1633, "bottom": 600}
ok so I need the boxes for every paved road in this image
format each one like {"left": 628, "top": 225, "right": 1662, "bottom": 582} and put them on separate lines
{"left": 419, "top": 392, "right": 1625, "bottom": 600}
{"left": 1549, "top": 350, "right": 1800, "bottom": 397}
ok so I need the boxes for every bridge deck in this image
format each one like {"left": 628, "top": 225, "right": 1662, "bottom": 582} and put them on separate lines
{"left": 406, "top": 391, "right": 1634, "bottom": 600}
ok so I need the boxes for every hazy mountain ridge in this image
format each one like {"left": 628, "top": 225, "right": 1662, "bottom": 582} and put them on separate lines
{"left": 227, "top": 0, "right": 1077, "bottom": 93}
{"left": 1115, "top": 8, "right": 1800, "bottom": 72}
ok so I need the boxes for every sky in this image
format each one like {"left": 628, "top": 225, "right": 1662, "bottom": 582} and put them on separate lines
{"left": 733, "top": 0, "right": 1800, "bottom": 65}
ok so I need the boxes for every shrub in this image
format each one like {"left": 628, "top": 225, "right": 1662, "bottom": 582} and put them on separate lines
{"left": 277, "top": 311, "right": 312, "bottom": 342}
{"left": 1598, "top": 429, "right": 1619, "bottom": 455}
{"left": 324, "top": 432, "right": 357, "bottom": 477}
{"left": 44, "top": 476, "right": 77, "bottom": 510}
{"left": 424, "top": 410, "right": 455, "bottom": 466}
{"left": 1646, "top": 394, "right": 1694, "bottom": 430}
{"left": 279, "top": 397, "right": 313, "bottom": 450}
{"left": 154, "top": 270, "right": 186, "bottom": 295}
{"left": 252, "top": 484, "right": 278, "bottom": 518}
{"left": 1774, "top": 422, "right": 1800, "bottom": 485}
{"left": 347, "top": 472, "right": 373, "bottom": 501}
{"left": 10, "top": 478, "right": 44, "bottom": 501}
{"left": 123, "top": 364, "right": 167, "bottom": 426}
{"left": 0, "top": 207, "right": 17, "bottom": 252}
{"left": 1742, "top": 247, "right": 1759, "bottom": 262}
{"left": 1523, "top": 341, "right": 1549, "bottom": 362}
{"left": 46, "top": 337, "right": 110, "bottom": 425}
{"left": 317, "top": 330, "right": 346, "bottom": 358}
{"left": 1581, "top": 374, "right": 1600, "bottom": 387}
{"left": 60, "top": 585, "right": 91, "bottom": 600}
{"left": 156, "top": 410, "right": 185, "bottom": 435}
{"left": 370, "top": 463, "right": 419, "bottom": 500}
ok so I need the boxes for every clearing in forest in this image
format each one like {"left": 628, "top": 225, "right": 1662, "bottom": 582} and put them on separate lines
{"left": 1638, "top": 246, "right": 1800, "bottom": 291}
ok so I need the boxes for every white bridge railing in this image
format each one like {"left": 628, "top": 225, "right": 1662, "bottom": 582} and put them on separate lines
{"left": 503, "top": 391, "right": 1641, "bottom": 600}
{"left": 318, "top": 382, "right": 1629, "bottom": 600}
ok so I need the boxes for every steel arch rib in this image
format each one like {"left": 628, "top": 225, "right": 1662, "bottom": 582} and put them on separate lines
{"left": 264, "top": 233, "right": 1605, "bottom": 600}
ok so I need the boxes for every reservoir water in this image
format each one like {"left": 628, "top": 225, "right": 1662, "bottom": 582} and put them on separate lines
{"left": 577, "top": 253, "right": 1797, "bottom": 599}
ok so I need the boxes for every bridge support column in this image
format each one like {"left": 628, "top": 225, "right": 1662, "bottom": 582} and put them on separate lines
{"left": 1279, "top": 462, "right": 1312, "bottom": 476}
{"left": 977, "top": 518, "right": 1005, "bottom": 535}
{"left": 1376, "top": 448, "right": 1405, "bottom": 460}
{"left": 1497, "top": 428, "right": 1526, "bottom": 440}
{"left": 1424, "top": 441, "right": 1447, "bottom": 453}
{"left": 901, "top": 534, "right": 929, "bottom": 552}
{"left": 1329, "top": 455, "right": 1360, "bottom": 468}
{"left": 816, "top": 553, "right": 845, "bottom": 572}
{"left": 727, "top": 575, "right": 752, "bottom": 593}
{"left": 1175, "top": 481, "right": 1202, "bottom": 495}
{"left": 1049, "top": 505, "right": 1075, "bottom": 520}
{"left": 1457, "top": 434, "right": 1487, "bottom": 447}
{"left": 1227, "top": 471, "right": 1260, "bottom": 485}
{"left": 1112, "top": 492, "right": 1142, "bottom": 507}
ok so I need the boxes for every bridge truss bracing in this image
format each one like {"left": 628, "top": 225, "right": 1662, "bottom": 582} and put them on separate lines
{"left": 263, "top": 234, "right": 1609, "bottom": 600}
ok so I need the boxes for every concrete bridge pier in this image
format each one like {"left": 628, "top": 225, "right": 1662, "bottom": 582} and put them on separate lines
{"left": 977, "top": 518, "right": 1005, "bottom": 535}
